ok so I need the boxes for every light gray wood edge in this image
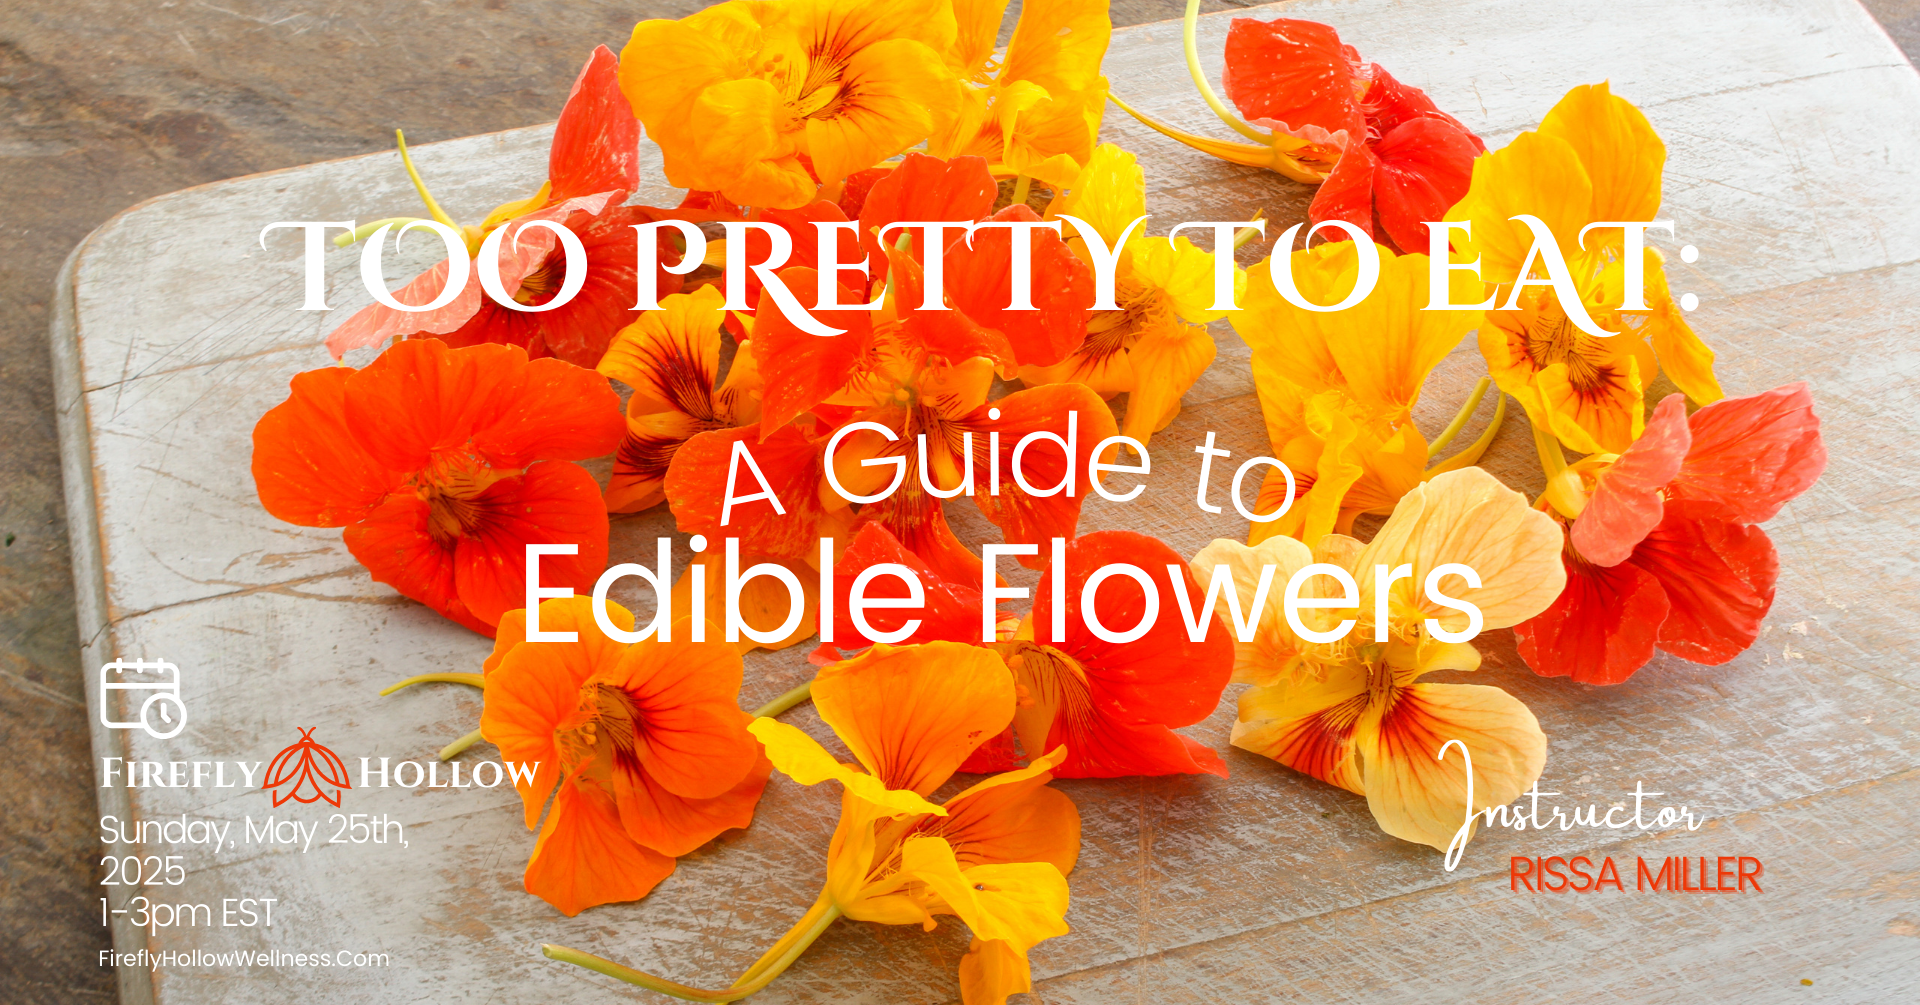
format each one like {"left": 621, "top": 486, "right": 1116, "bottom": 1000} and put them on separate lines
{"left": 52, "top": 234, "right": 157, "bottom": 1005}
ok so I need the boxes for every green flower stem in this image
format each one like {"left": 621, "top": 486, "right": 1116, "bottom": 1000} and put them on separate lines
{"left": 1427, "top": 377, "right": 1493, "bottom": 458}
{"left": 1010, "top": 174, "right": 1033, "bottom": 208}
{"left": 1426, "top": 392, "right": 1507, "bottom": 476}
{"left": 1183, "top": 0, "right": 1272, "bottom": 144}
{"left": 542, "top": 898, "right": 843, "bottom": 1002}
{"left": 438, "top": 728, "right": 486, "bottom": 762}
{"left": 1232, "top": 217, "right": 1266, "bottom": 250}
{"left": 751, "top": 681, "right": 814, "bottom": 719}
{"left": 332, "top": 217, "right": 430, "bottom": 248}
{"left": 730, "top": 894, "right": 837, "bottom": 988}
{"left": 378, "top": 672, "right": 485, "bottom": 697}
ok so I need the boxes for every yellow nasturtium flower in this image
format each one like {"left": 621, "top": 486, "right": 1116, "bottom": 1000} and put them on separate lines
{"left": 621, "top": 0, "right": 961, "bottom": 208}
{"left": 1191, "top": 468, "right": 1565, "bottom": 852}
{"left": 750, "top": 642, "right": 1078, "bottom": 1005}
{"left": 1446, "top": 82, "right": 1723, "bottom": 454}
{"left": 931, "top": 0, "right": 1112, "bottom": 189}
{"left": 542, "top": 643, "right": 1076, "bottom": 1004}
{"left": 1024, "top": 143, "right": 1238, "bottom": 450}
{"left": 1234, "top": 240, "right": 1483, "bottom": 544}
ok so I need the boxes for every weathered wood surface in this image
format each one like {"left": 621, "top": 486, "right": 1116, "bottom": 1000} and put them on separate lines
{"left": 53, "top": 0, "right": 1920, "bottom": 1002}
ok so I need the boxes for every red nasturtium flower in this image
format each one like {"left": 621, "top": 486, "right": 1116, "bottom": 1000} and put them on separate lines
{"left": 481, "top": 597, "right": 770, "bottom": 916}
{"left": 251, "top": 338, "right": 623, "bottom": 636}
{"left": 327, "top": 45, "right": 668, "bottom": 368}
{"left": 1122, "top": 13, "right": 1483, "bottom": 254}
{"left": 1222, "top": 18, "right": 1484, "bottom": 253}
{"left": 830, "top": 524, "right": 1236, "bottom": 779}
{"left": 1516, "top": 384, "right": 1827, "bottom": 684}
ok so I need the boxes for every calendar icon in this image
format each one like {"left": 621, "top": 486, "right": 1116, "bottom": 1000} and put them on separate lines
{"left": 100, "top": 659, "right": 187, "bottom": 740}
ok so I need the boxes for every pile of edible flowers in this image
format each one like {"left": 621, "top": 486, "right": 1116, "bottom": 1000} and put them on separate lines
{"left": 246, "top": 0, "right": 1827, "bottom": 1000}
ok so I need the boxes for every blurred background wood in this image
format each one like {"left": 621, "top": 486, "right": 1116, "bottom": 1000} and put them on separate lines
{"left": 9, "top": 1, "right": 1920, "bottom": 1003}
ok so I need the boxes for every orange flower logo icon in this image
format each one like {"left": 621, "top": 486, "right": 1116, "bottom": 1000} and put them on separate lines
{"left": 263, "top": 727, "right": 353, "bottom": 807}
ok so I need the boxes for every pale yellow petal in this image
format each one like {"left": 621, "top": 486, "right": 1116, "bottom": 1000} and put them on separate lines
{"left": 1356, "top": 681, "right": 1546, "bottom": 852}
{"left": 1353, "top": 467, "right": 1566, "bottom": 632}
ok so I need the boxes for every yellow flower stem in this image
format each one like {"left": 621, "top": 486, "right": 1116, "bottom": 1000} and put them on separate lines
{"left": 1425, "top": 393, "right": 1507, "bottom": 477}
{"left": 378, "top": 672, "right": 485, "bottom": 696}
{"left": 333, "top": 217, "right": 429, "bottom": 248}
{"left": 1530, "top": 415, "right": 1588, "bottom": 519}
{"left": 395, "top": 128, "right": 461, "bottom": 231}
{"left": 730, "top": 893, "right": 837, "bottom": 987}
{"left": 1010, "top": 174, "right": 1032, "bottom": 208}
{"left": 541, "top": 897, "right": 844, "bottom": 1002}
{"left": 751, "top": 681, "right": 814, "bottom": 719}
{"left": 1427, "top": 377, "right": 1493, "bottom": 458}
{"left": 438, "top": 728, "right": 486, "bottom": 762}
{"left": 1182, "top": 0, "right": 1273, "bottom": 144}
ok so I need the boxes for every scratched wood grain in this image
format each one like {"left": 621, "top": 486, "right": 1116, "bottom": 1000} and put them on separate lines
{"left": 52, "top": 1, "right": 1920, "bottom": 1003}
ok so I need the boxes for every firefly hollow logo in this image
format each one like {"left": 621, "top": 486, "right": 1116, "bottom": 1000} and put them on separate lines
{"left": 262, "top": 727, "right": 352, "bottom": 807}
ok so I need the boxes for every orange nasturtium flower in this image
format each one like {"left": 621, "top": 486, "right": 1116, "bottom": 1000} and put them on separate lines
{"left": 328, "top": 45, "right": 666, "bottom": 368}
{"left": 931, "top": 0, "right": 1113, "bottom": 188}
{"left": 1025, "top": 142, "right": 1238, "bottom": 451}
{"left": 1234, "top": 239, "right": 1487, "bottom": 544}
{"left": 1446, "top": 82, "right": 1723, "bottom": 455}
{"left": 480, "top": 598, "right": 770, "bottom": 916}
{"left": 251, "top": 339, "right": 624, "bottom": 636}
{"left": 1190, "top": 468, "right": 1565, "bottom": 852}
{"left": 543, "top": 641, "right": 1078, "bottom": 1005}
{"left": 621, "top": 0, "right": 962, "bottom": 210}
{"left": 597, "top": 287, "right": 765, "bottom": 513}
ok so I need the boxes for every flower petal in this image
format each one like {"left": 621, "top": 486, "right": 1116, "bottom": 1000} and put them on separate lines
{"left": 750, "top": 267, "right": 877, "bottom": 435}
{"left": 1357, "top": 681, "right": 1546, "bottom": 852}
{"left": 342, "top": 339, "right": 525, "bottom": 472}
{"left": 1188, "top": 534, "right": 1317, "bottom": 687}
{"left": 942, "top": 204, "right": 1094, "bottom": 368}
{"left": 614, "top": 717, "right": 770, "bottom": 857}
{"left": 900, "top": 835, "right": 1069, "bottom": 955}
{"left": 1535, "top": 82, "right": 1664, "bottom": 228}
{"left": 1514, "top": 551, "right": 1669, "bottom": 685}
{"left": 1669, "top": 382, "right": 1826, "bottom": 525}
{"left": 603, "top": 638, "right": 755, "bottom": 799}
{"left": 967, "top": 383, "right": 1118, "bottom": 564}
{"left": 547, "top": 45, "right": 641, "bottom": 204}
{"left": 857, "top": 153, "right": 997, "bottom": 270}
{"left": 342, "top": 495, "right": 490, "bottom": 635}
{"left": 469, "top": 357, "right": 625, "bottom": 469}
{"left": 747, "top": 716, "right": 947, "bottom": 818}
{"left": 811, "top": 641, "right": 1016, "bottom": 795}
{"left": 1632, "top": 503, "right": 1778, "bottom": 665}
{"left": 452, "top": 461, "right": 611, "bottom": 627}
{"left": 251, "top": 367, "right": 398, "bottom": 527}
{"left": 1231, "top": 667, "right": 1368, "bottom": 795}
{"left": 523, "top": 782, "right": 676, "bottom": 916}
{"left": 1220, "top": 17, "right": 1364, "bottom": 140}
{"left": 1571, "top": 392, "right": 1690, "bottom": 566}
{"left": 1371, "top": 116, "right": 1483, "bottom": 256}
{"left": 665, "top": 423, "right": 839, "bottom": 561}
{"left": 834, "top": 521, "right": 985, "bottom": 646}
{"left": 924, "top": 748, "right": 1080, "bottom": 875}
{"left": 1025, "top": 531, "right": 1234, "bottom": 777}
{"left": 1354, "top": 467, "right": 1567, "bottom": 632}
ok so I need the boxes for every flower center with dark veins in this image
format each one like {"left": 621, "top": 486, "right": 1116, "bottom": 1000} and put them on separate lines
{"left": 555, "top": 682, "right": 646, "bottom": 782}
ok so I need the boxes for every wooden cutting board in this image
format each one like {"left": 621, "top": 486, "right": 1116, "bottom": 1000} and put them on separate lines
{"left": 54, "top": 1, "right": 1920, "bottom": 1001}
